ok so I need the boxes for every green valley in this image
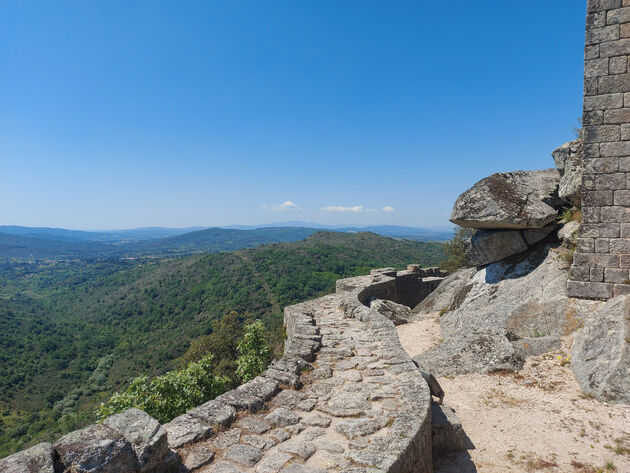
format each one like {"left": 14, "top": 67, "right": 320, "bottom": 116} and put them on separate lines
{"left": 0, "top": 231, "right": 444, "bottom": 457}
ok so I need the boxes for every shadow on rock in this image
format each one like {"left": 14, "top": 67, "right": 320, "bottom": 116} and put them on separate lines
{"left": 483, "top": 242, "right": 552, "bottom": 284}
{"left": 434, "top": 450, "right": 478, "bottom": 473}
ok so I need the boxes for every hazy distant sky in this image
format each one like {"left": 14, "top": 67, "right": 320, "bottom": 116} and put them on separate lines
{"left": 1, "top": 1, "right": 586, "bottom": 230}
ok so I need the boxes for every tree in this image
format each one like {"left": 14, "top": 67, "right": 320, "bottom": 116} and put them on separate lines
{"left": 440, "top": 226, "right": 475, "bottom": 273}
{"left": 179, "top": 311, "right": 244, "bottom": 381}
{"left": 96, "top": 354, "right": 230, "bottom": 424}
{"left": 236, "top": 320, "right": 271, "bottom": 382}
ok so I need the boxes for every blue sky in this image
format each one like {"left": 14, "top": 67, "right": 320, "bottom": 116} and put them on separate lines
{"left": 0, "top": 1, "right": 586, "bottom": 230}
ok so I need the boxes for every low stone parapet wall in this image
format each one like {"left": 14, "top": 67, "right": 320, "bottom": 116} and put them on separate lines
{"left": 1, "top": 268, "right": 434, "bottom": 473}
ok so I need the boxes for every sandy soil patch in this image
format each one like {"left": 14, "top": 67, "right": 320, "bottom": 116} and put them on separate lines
{"left": 397, "top": 315, "right": 630, "bottom": 473}
{"left": 396, "top": 312, "right": 442, "bottom": 355}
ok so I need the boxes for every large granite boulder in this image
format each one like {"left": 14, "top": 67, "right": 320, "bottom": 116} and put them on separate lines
{"left": 464, "top": 229, "right": 528, "bottom": 267}
{"left": 102, "top": 408, "right": 170, "bottom": 473}
{"left": 54, "top": 423, "right": 139, "bottom": 473}
{"left": 0, "top": 442, "right": 56, "bottom": 473}
{"left": 464, "top": 225, "right": 557, "bottom": 267}
{"left": 370, "top": 299, "right": 413, "bottom": 325}
{"left": 414, "top": 327, "right": 520, "bottom": 375}
{"left": 572, "top": 295, "right": 630, "bottom": 404}
{"left": 450, "top": 169, "right": 562, "bottom": 229}
{"left": 552, "top": 138, "right": 583, "bottom": 207}
{"left": 413, "top": 267, "right": 477, "bottom": 315}
{"left": 415, "top": 244, "right": 601, "bottom": 375}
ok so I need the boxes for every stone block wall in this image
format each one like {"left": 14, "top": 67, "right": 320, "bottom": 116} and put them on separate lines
{"left": 336, "top": 266, "right": 446, "bottom": 309}
{"left": 568, "top": 0, "right": 630, "bottom": 299}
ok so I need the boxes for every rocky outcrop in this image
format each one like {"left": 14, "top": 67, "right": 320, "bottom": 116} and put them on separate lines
{"left": 413, "top": 267, "right": 477, "bottom": 315}
{"left": 370, "top": 298, "right": 414, "bottom": 325}
{"left": 558, "top": 220, "right": 580, "bottom": 246}
{"left": 449, "top": 168, "right": 567, "bottom": 266}
{"left": 0, "top": 442, "right": 56, "bottom": 473}
{"left": 414, "top": 244, "right": 602, "bottom": 375}
{"left": 54, "top": 423, "right": 139, "bottom": 473}
{"left": 102, "top": 408, "right": 172, "bottom": 473}
{"left": 450, "top": 169, "right": 562, "bottom": 230}
{"left": 414, "top": 327, "right": 520, "bottom": 375}
{"left": 572, "top": 295, "right": 630, "bottom": 404}
{"left": 464, "top": 229, "right": 528, "bottom": 267}
{"left": 552, "top": 138, "right": 583, "bottom": 207}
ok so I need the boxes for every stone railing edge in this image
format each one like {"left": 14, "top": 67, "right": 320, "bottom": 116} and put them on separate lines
{"left": 337, "top": 271, "right": 433, "bottom": 473}
{"left": 0, "top": 301, "right": 322, "bottom": 473}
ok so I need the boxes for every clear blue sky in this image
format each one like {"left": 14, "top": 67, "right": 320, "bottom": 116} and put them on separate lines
{"left": 0, "top": 1, "right": 586, "bottom": 230}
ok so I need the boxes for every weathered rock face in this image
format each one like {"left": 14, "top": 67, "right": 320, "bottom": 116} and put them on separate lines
{"left": 463, "top": 225, "right": 558, "bottom": 268}
{"left": 464, "top": 229, "right": 528, "bottom": 267}
{"left": 414, "top": 327, "right": 520, "bottom": 375}
{"left": 558, "top": 220, "right": 580, "bottom": 246}
{"left": 572, "top": 295, "right": 630, "bottom": 404}
{"left": 413, "top": 268, "right": 477, "bottom": 315}
{"left": 102, "top": 408, "right": 170, "bottom": 473}
{"left": 415, "top": 244, "right": 601, "bottom": 375}
{"left": 54, "top": 423, "right": 139, "bottom": 473}
{"left": 450, "top": 169, "right": 562, "bottom": 230}
{"left": 552, "top": 138, "right": 583, "bottom": 207}
{"left": 0, "top": 442, "right": 55, "bottom": 473}
{"left": 370, "top": 298, "right": 413, "bottom": 325}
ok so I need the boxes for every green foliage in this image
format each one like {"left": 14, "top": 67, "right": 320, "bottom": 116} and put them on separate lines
{"left": 440, "top": 227, "right": 475, "bottom": 273}
{"left": 179, "top": 311, "right": 243, "bottom": 381}
{"left": 559, "top": 207, "right": 582, "bottom": 223}
{"left": 96, "top": 354, "right": 230, "bottom": 424}
{"left": 236, "top": 321, "right": 271, "bottom": 382}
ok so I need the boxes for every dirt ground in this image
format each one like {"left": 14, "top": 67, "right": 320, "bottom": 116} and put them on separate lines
{"left": 398, "top": 315, "right": 630, "bottom": 473}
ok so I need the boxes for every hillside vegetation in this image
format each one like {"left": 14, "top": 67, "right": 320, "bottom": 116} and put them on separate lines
{"left": 0, "top": 227, "right": 319, "bottom": 260}
{"left": 0, "top": 231, "right": 444, "bottom": 457}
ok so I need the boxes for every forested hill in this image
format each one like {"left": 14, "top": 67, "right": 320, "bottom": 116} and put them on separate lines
{"left": 0, "top": 227, "right": 319, "bottom": 260}
{"left": 0, "top": 231, "right": 444, "bottom": 457}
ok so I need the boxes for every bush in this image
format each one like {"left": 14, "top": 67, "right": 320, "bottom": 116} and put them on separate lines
{"left": 96, "top": 354, "right": 230, "bottom": 423}
{"left": 559, "top": 207, "right": 582, "bottom": 223}
{"left": 236, "top": 320, "right": 271, "bottom": 383}
{"left": 440, "top": 227, "right": 475, "bottom": 273}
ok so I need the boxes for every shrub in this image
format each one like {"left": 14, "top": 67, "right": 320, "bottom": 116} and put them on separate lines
{"left": 440, "top": 227, "right": 475, "bottom": 273}
{"left": 236, "top": 320, "right": 271, "bottom": 383}
{"left": 96, "top": 354, "right": 230, "bottom": 423}
{"left": 559, "top": 207, "right": 582, "bottom": 223}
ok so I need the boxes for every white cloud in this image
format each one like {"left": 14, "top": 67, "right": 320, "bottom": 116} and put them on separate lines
{"left": 321, "top": 205, "right": 395, "bottom": 214}
{"left": 322, "top": 205, "right": 365, "bottom": 213}
{"left": 262, "top": 201, "right": 303, "bottom": 212}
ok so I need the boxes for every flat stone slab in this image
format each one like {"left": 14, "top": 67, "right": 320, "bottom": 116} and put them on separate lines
{"left": 0, "top": 442, "right": 56, "bottom": 473}
{"left": 265, "top": 408, "right": 301, "bottom": 427}
{"left": 54, "top": 423, "right": 138, "bottom": 473}
{"left": 225, "top": 444, "right": 264, "bottom": 467}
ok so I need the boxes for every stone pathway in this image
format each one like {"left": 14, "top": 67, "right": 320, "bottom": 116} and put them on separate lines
{"left": 174, "top": 293, "right": 429, "bottom": 473}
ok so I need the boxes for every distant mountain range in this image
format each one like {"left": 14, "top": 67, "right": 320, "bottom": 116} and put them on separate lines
{"left": 0, "top": 225, "right": 207, "bottom": 243}
{"left": 0, "top": 223, "right": 453, "bottom": 261}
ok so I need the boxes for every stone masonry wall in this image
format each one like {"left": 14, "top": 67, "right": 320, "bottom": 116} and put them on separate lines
{"left": 568, "top": 0, "right": 630, "bottom": 299}
{"left": 0, "top": 268, "right": 438, "bottom": 473}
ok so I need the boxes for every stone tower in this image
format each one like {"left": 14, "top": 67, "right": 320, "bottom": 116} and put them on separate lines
{"left": 568, "top": 0, "right": 630, "bottom": 299}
